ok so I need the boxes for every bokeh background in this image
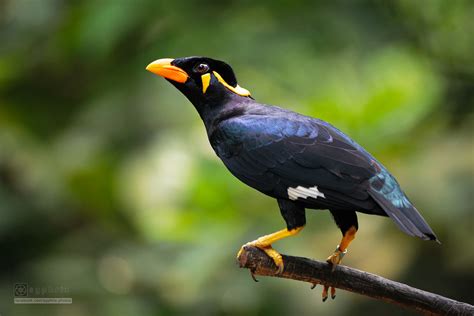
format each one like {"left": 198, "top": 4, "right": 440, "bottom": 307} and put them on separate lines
{"left": 1, "top": 1, "right": 473, "bottom": 315}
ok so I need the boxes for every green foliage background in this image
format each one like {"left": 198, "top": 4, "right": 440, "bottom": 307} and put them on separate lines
{"left": 0, "top": 1, "right": 473, "bottom": 315}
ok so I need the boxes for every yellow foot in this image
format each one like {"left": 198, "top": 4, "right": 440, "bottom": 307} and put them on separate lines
{"left": 326, "top": 245, "right": 347, "bottom": 271}
{"left": 237, "top": 242, "right": 284, "bottom": 274}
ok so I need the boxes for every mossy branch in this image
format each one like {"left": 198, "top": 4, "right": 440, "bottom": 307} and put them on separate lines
{"left": 237, "top": 246, "right": 474, "bottom": 316}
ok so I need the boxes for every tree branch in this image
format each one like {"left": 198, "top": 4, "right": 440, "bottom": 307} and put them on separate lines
{"left": 237, "top": 246, "right": 474, "bottom": 316}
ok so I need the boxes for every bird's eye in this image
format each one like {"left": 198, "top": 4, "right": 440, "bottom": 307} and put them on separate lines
{"left": 195, "top": 63, "right": 209, "bottom": 73}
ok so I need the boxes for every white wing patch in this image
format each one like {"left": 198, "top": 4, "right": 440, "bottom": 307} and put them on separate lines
{"left": 287, "top": 186, "right": 325, "bottom": 201}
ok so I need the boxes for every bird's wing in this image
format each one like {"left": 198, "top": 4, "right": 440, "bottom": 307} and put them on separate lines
{"left": 211, "top": 112, "right": 437, "bottom": 240}
{"left": 368, "top": 171, "right": 438, "bottom": 240}
{"left": 211, "top": 114, "right": 378, "bottom": 209}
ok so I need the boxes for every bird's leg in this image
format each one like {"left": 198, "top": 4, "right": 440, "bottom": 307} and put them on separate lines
{"left": 326, "top": 225, "right": 357, "bottom": 270}
{"left": 323, "top": 210, "right": 358, "bottom": 301}
{"left": 237, "top": 226, "right": 304, "bottom": 274}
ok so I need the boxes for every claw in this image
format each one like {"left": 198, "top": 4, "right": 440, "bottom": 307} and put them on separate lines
{"left": 321, "top": 285, "right": 336, "bottom": 301}
{"left": 237, "top": 245, "right": 246, "bottom": 259}
{"left": 322, "top": 285, "right": 329, "bottom": 302}
{"left": 310, "top": 282, "right": 318, "bottom": 290}
{"left": 237, "top": 227, "right": 303, "bottom": 277}
{"left": 261, "top": 246, "right": 284, "bottom": 274}
{"left": 249, "top": 269, "right": 259, "bottom": 282}
{"left": 238, "top": 247, "right": 259, "bottom": 282}
{"left": 237, "top": 242, "right": 284, "bottom": 275}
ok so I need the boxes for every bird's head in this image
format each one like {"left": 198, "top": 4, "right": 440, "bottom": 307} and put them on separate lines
{"left": 146, "top": 56, "right": 251, "bottom": 107}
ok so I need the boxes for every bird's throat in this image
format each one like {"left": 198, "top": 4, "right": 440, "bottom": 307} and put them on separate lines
{"left": 200, "top": 101, "right": 248, "bottom": 137}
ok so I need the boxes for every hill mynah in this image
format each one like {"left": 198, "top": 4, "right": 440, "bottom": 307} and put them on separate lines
{"left": 146, "top": 56, "right": 438, "bottom": 300}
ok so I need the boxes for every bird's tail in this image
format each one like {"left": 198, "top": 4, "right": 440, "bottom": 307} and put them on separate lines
{"left": 369, "top": 189, "right": 439, "bottom": 242}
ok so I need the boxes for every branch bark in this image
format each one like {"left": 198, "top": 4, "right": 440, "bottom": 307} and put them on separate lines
{"left": 237, "top": 246, "right": 474, "bottom": 316}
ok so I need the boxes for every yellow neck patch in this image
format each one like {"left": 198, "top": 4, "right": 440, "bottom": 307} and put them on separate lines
{"left": 212, "top": 71, "right": 251, "bottom": 97}
{"left": 201, "top": 73, "right": 211, "bottom": 93}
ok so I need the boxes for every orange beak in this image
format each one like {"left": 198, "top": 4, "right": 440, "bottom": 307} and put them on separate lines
{"left": 146, "top": 58, "right": 189, "bottom": 83}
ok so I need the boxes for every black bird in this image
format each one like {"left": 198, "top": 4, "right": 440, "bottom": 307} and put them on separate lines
{"left": 146, "top": 56, "right": 438, "bottom": 299}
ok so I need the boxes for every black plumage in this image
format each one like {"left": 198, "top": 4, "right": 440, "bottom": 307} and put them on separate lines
{"left": 209, "top": 104, "right": 436, "bottom": 240}
{"left": 146, "top": 56, "right": 438, "bottom": 277}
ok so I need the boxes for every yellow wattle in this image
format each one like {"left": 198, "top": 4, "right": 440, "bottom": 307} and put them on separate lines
{"left": 212, "top": 71, "right": 251, "bottom": 97}
{"left": 201, "top": 73, "right": 211, "bottom": 93}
